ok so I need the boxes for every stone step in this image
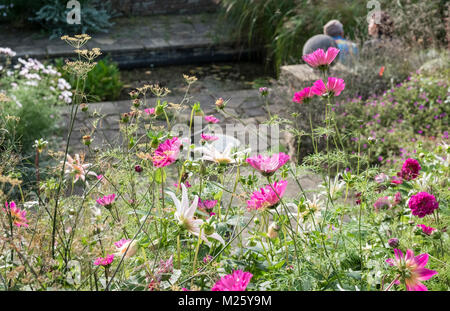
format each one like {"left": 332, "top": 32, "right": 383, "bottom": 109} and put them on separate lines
{"left": 2, "top": 13, "right": 252, "bottom": 69}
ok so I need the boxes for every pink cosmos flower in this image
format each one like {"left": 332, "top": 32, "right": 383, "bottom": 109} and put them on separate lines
{"left": 292, "top": 87, "right": 314, "bottom": 104}
{"left": 211, "top": 270, "right": 253, "bottom": 291}
{"left": 4, "top": 201, "right": 29, "bottom": 228}
{"left": 386, "top": 249, "right": 437, "bottom": 291}
{"left": 417, "top": 224, "right": 436, "bottom": 236}
{"left": 205, "top": 115, "right": 219, "bottom": 124}
{"left": 96, "top": 194, "right": 116, "bottom": 208}
{"left": 302, "top": 47, "right": 340, "bottom": 69}
{"left": 400, "top": 158, "right": 421, "bottom": 180}
{"left": 152, "top": 137, "right": 181, "bottom": 168}
{"left": 114, "top": 238, "right": 131, "bottom": 248}
{"left": 247, "top": 180, "right": 287, "bottom": 211}
{"left": 311, "top": 77, "right": 345, "bottom": 97}
{"left": 408, "top": 192, "right": 439, "bottom": 218}
{"left": 200, "top": 133, "right": 219, "bottom": 142}
{"left": 94, "top": 254, "right": 115, "bottom": 267}
{"left": 144, "top": 108, "right": 155, "bottom": 115}
{"left": 246, "top": 152, "right": 290, "bottom": 176}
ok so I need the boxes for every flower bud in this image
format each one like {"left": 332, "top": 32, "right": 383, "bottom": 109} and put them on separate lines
{"left": 135, "top": 165, "right": 143, "bottom": 173}
{"left": 80, "top": 103, "right": 88, "bottom": 112}
{"left": 259, "top": 87, "right": 269, "bottom": 96}
{"left": 388, "top": 238, "right": 399, "bottom": 248}
{"left": 82, "top": 135, "right": 92, "bottom": 146}
{"left": 121, "top": 113, "right": 130, "bottom": 124}
{"left": 267, "top": 222, "right": 281, "bottom": 239}
{"left": 155, "top": 104, "right": 164, "bottom": 116}
{"left": 215, "top": 97, "right": 225, "bottom": 109}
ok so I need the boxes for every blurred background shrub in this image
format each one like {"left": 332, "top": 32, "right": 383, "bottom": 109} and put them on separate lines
{"left": 54, "top": 56, "right": 123, "bottom": 102}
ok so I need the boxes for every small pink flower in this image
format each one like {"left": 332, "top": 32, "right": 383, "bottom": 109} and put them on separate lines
{"left": 152, "top": 137, "right": 181, "bottom": 168}
{"left": 114, "top": 238, "right": 131, "bottom": 248}
{"left": 198, "top": 199, "right": 217, "bottom": 211}
{"left": 94, "top": 254, "right": 115, "bottom": 267}
{"left": 302, "top": 47, "right": 340, "bottom": 69}
{"left": 96, "top": 174, "right": 104, "bottom": 180}
{"left": 408, "top": 192, "right": 439, "bottom": 218}
{"left": 393, "top": 192, "right": 402, "bottom": 205}
{"left": 144, "top": 108, "right": 155, "bottom": 115}
{"left": 373, "top": 196, "right": 391, "bottom": 211}
{"left": 96, "top": 194, "right": 116, "bottom": 208}
{"left": 211, "top": 270, "right": 253, "bottom": 291}
{"left": 246, "top": 152, "right": 290, "bottom": 176}
{"left": 417, "top": 224, "right": 436, "bottom": 236}
{"left": 3, "top": 201, "right": 29, "bottom": 228}
{"left": 205, "top": 115, "right": 219, "bottom": 124}
{"left": 374, "top": 173, "right": 389, "bottom": 183}
{"left": 203, "top": 255, "right": 213, "bottom": 264}
{"left": 200, "top": 133, "right": 219, "bottom": 142}
{"left": 174, "top": 181, "right": 191, "bottom": 188}
{"left": 247, "top": 180, "right": 287, "bottom": 211}
{"left": 386, "top": 249, "right": 437, "bottom": 291}
{"left": 292, "top": 87, "right": 314, "bottom": 104}
{"left": 391, "top": 175, "right": 403, "bottom": 185}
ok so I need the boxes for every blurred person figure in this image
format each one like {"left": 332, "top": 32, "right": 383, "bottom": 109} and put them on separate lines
{"left": 364, "top": 11, "right": 399, "bottom": 51}
{"left": 324, "top": 19, "right": 358, "bottom": 65}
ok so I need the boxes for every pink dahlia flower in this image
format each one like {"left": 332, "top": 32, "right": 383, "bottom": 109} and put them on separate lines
{"left": 94, "top": 254, "right": 115, "bottom": 267}
{"left": 408, "top": 192, "right": 439, "bottom": 218}
{"left": 311, "top": 77, "right": 345, "bottom": 97}
{"left": 246, "top": 152, "right": 290, "bottom": 176}
{"left": 400, "top": 158, "right": 421, "bottom": 180}
{"left": 96, "top": 194, "right": 116, "bottom": 208}
{"left": 247, "top": 180, "right": 288, "bottom": 210}
{"left": 292, "top": 87, "right": 314, "bottom": 104}
{"left": 152, "top": 137, "right": 181, "bottom": 168}
{"left": 386, "top": 249, "right": 437, "bottom": 291}
{"left": 205, "top": 115, "right": 219, "bottom": 124}
{"left": 302, "top": 47, "right": 340, "bottom": 69}
{"left": 417, "top": 224, "right": 436, "bottom": 236}
{"left": 200, "top": 133, "right": 219, "bottom": 142}
{"left": 4, "top": 201, "right": 29, "bottom": 228}
{"left": 211, "top": 270, "right": 253, "bottom": 291}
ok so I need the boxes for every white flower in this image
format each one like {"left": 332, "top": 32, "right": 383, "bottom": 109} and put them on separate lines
{"left": 168, "top": 183, "right": 225, "bottom": 247}
{"left": 319, "top": 174, "right": 345, "bottom": 200}
{"left": 194, "top": 143, "right": 249, "bottom": 165}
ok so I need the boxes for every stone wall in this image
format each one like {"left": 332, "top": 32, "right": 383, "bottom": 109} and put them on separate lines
{"left": 110, "top": 0, "right": 220, "bottom": 16}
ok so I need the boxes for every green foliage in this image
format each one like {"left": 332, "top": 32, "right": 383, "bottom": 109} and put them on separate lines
{"left": 55, "top": 57, "right": 123, "bottom": 102}
{"left": 335, "top": 64, "right": 450, "bottom": 167}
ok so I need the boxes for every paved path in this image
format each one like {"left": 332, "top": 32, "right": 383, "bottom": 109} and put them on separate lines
{"left": 1, "top": 14, "right": 249, "bottom": 68}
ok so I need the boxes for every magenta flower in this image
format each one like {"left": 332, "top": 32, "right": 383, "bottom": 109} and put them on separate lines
{"left": 247, "top": 180, "right": 287, "bottom": 211}
{"left": 3, "top": 201, "right": 29, "bottom": 228}
{"left": 174, "top": 180, "right": 192, "bottom": 189}
{"left": 205, "top": 115, "right": 219, "bottom": 124}
{"left": 292, "top": 87, "right": 314, "bottom": 104}
{"left": 94, "top": 254, "right": 115, "bottom": 267}
{"left": 200, "top": 133, "right": 219, "bottom": 142}
{"left": 386, "top": 249, "right": 437, "bottom": 291}
{"left": 211, "top": 270, "right": 253, "bottom": 291}
{"left": 114, "top": 238, "right": 131, "bottom": 248}
{"left": 391, "top": 175, "right": 403, "bottom": 185}
{"left": 400, "top": 158, "right": 421, "bottom": 181}
{"left": 311, "top": 77, "right": 345, "bottom": 97}
{"left": 408, "top": 192, "right": 439, "bottom": 218}
{"left": 144, "top": 108, "right": 155, "bottom": 115}
{"left": 198, "top": 199, "right": 217, "bottom": 211}
{"left": 246, "top": 152, "right": 290, "bottom": 176}
{"left": 417, "top": 224, "right": 436, "bottom": 236}
{"left": 302, "top": 47, "right": 340, "bottom": 69}
{"left": 152, "top": 137, "right": 181, "bottom": 168}
{"left": 96, "top": 194, "right": 116, "bottom": 209}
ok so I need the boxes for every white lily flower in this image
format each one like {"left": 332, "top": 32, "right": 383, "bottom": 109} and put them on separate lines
{"left": 168, "top": 183, "right": 225, "bottom": 247}
{"left": 194, "top": 143, "right": 249, "bottom": 165}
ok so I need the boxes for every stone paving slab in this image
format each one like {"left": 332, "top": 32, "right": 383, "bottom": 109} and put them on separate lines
{"left": 1, "top": 14, "right": 244, "bottom": 68}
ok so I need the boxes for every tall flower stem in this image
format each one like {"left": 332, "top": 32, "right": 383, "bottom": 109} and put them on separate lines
{"left": 191, "top": 227, "right": 203, "bottom": 287}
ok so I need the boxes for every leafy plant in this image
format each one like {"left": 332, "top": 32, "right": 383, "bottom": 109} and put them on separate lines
{"left": 55, "top": 56, "right": 123, "bottom": 102}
